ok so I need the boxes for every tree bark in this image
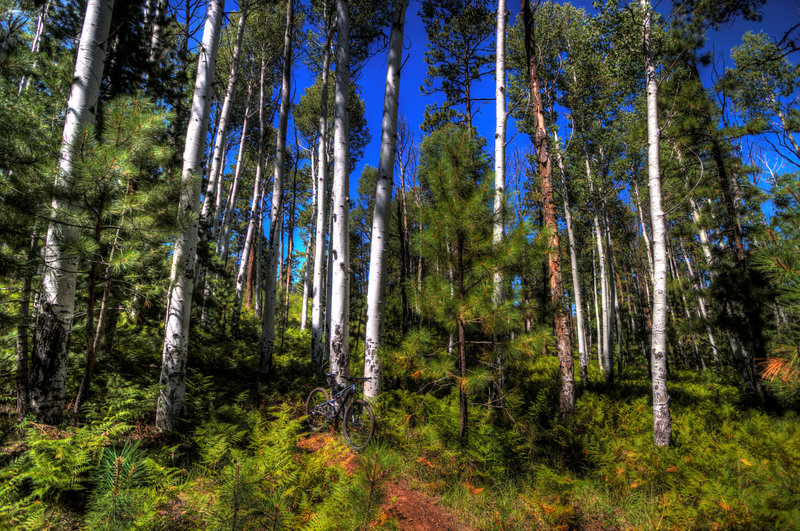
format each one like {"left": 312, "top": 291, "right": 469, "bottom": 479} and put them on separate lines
{"left": 219, "top": 84, "right": 253, "bottom": 264}
{"left": 592, "top": 248, "right": 603, "bottom": 373}
{"left": 311, "top": 20, "right": 334, "bottom": 373}
{"left": 328, "top": 0, "right": 352, "bottom": 387}
{"left": 201, "top": 0, "right": 248, "bottom": 240}
{"left": 590, "top": 170, "right": 613, "bottom": 383}
{"left": 72, "top": 226, "right": 122, "bottom": 420}
{"left": 554, "top": 131, "right": 587, "bottom": 383}
{"left": 16, "top": 230, "right": 39, "bottom": 418}
{"left": 522, "top": 0, "right": 574, "bottom": 416}
{"left": 232, "top": 61, "right": 268, "bottom": 332}
{"left": 31, "top": 0, "right": 113, "bottom": 424}
{"left": 642, "top": 0, "right": 671, "bottom": 446}
{"left": 156, "top": 0, "right": 223, "bottom": 432}
{"left": 493, "top": 0, "right": 507, "bottom": 306}
{"left": 363, "top": 0, "right": 407, "bottom": 400}
{"left": 260, "top": 0, "right": 294, "bottom": 380}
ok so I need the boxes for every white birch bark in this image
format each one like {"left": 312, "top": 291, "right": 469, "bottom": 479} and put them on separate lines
{"left": 156, "top": 0, "right": 223, "bottom": 431}
{"left": 680, "top": 237, "right": 718, "bottom": 362}
{"left": 688, "top": 196, "right": 714, "bottom": 268}
{"left": 588, "top": 161, "right": 612, "bottom": 382}
{"left": 554, "top": 131, "right": 587, "bottom": 382}
{"left": 30, "top": 0, "right": 113, "bottom": 424}
{"left": 219, "top": 86, "right": 253, "bottom": 263}
{"left": 255, "top": 203, "right": 264, "bottom": 315}
{"left": 300, "top": 146, "right": 316, "bottom": 332}
{"left": 260, "top": 0, "right": 293, "bottom": 380}
{"left": 19, "top": 0, "right": 50, "bottom": 93}
{"left": 492, "top": 0, "right": 507, "bottom": 305}
{"left": 328, "top": 0, "right": 351, "bottom": 387}
{"left": 232, "top": 61, "right": 268, "bottom": 328}
{"left": 633, "top": 180, "right": 654, "bottom": 282}
{"left": 311, "top": 23, "right": 333, "bottom": 371}
{"left": 201, "top": 1, "right": 248, "bottom": 235}
{"left": 642, "top": 0, "right": 671, "bottom": 447}
{"left": 592, "top": 248, "right": 603, "bottom": 373}
{"left": 363, "top": 0, "right": 407, "bottom": 400}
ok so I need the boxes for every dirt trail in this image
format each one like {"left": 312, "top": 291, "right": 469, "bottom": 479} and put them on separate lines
{"left": 297, "top": 433, "right": 465, "bottom": 530}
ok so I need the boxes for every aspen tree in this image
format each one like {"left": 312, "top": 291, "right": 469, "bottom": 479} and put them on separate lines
{"left": 156, "top": 0, "right": 223, "bottom": 432}
{"left": 493, "top": 0, "right": 507, "bottom": 306}
{"left": 232, "top": 60, "right": 268, "bottom": 332}
{"left": 311, "top": 14, "right": 334, "bottom": 372}
{"left": 30, "top": 0, "right": 114, "bottom": 424}
{"left": 261, "top": 0, "right": 294, "bottom": 380}
{"left": 329, "top": 0, "right": 351, "bottom": 386}
{"left": 363, "top": 0, "right": 407, "bottom": 400}
{"left": 201, "top": 1, "right": 249, "bottom": 238}
{"left": 641, "top": 0, "right": 672, "bottom": 446}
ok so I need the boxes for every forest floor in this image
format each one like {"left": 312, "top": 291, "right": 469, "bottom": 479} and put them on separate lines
{"left": 297, "top": 432, "right": 467, "bottom": 530}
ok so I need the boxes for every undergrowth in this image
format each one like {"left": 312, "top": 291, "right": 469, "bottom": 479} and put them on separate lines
{"left": 2, "top": 318, "right": 799, "bottom": 529}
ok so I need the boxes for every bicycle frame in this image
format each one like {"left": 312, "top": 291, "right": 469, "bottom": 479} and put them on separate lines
{"left": 321, "top": 383, "right": 356, "bottom": 421}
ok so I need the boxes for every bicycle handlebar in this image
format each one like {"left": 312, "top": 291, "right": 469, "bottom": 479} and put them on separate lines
{"left": 325, "top": 373, "right": 372, "bottom": 381}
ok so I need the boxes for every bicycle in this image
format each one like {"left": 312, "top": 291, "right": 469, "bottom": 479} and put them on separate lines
{"left": 305, "top": 373, "right": 375, "bottom": 451}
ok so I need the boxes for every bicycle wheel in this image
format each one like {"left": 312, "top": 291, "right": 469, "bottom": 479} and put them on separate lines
{"left": 342, "top": 399, "right": 374, "bottom": 451}
{"left": 305, "top": 387, "right": 330, "bottom": 432}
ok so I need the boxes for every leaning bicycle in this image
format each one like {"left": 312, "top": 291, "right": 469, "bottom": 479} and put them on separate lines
{"left": 305, "top": 373, "right": 375, "bottom": 451}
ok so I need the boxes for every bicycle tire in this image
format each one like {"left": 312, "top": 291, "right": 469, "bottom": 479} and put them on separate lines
{"left": 342, "top": 398, "right": 374, "bottom": 451}
{"left": 305, "top": 387, "right": 330, "bottom": 432}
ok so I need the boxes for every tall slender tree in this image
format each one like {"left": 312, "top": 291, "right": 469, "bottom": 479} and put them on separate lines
{"left": 493, "top": 0, "right": 507, "bottom": 306}
{"left": 156, "top": 0, "right": 224, "bottom": 432}
{"left": 30, "top": 0, "right": 114, "bottom": 424}
{"left": 261, "top": 0, "right": 294, "bottom": 381}
{"left": 363, "top": 0, "right": 407, "bottom": 400}
{"left": 328, "top": 0, "right": 352, "bottom": 386}
{"left": 521, "top": 0, "right": 574, "bottom": 416}
{"left": 641, "top": 0, "right": 671, "bottom": 446}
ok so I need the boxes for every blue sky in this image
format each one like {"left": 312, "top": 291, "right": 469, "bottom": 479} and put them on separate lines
{"left": 343, "top": 0, "right": 797, "bottom": 223}
{"left": 214, "top": 0, "right": 798, "bottom": 255}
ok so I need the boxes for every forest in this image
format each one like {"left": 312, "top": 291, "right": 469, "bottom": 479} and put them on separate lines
{"left": 1, "top": 0, "right": 799, "bottom": 528}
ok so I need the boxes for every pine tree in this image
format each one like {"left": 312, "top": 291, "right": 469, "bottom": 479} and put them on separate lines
{"left": 415, "top": 125, "right": 526, "bottom": 442}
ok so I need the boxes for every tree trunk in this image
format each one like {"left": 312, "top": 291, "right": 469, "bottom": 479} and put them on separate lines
{"left": 156, "top": 0, "right": 223, "bottom": 432}
{"left": 363, "top": 0, "right": 407, "bottom": 401}
{"left": 311, "top": 20, "right": 334, "bottom": 373}
{"left": 633, "top": 180, "right": 654, "bottom": 284}
{"left": 522, "top": 0, "right": 573, "bottom": 416}
{"left": 201, "top": 0, "right": 248, "bottom": 240}
{"left": 72, "top": 226, "right": 122, "bottom": 420}
{"left": 219, "top": 84, "right": 253, "bottom": 264}
{"left": 642, "top": 0, "right": 671, "bottom": 447}
{"left": 31, "top": 0, "right": 113, "bottom": 424}
{"left": 232, "top": 61, "right": 268, "bottom": 332}
{"left": 554, "top": 131, "right": 587, "bottom": 383}
{"left": 592, "top": 249, "right": 603, "bottom": 373}
{"left": 260, "top": 0, "right": 293, "bottom": 380}
{"left": 590, "top": 175, "right": 613, "bottom": 383}
{"left": 679, "top": 237, "right": 718, "bottom": 362}
{"left": 16, "top": 230, "right": 39, "bottom": 418}
{"left": 144, "top": 0, "right": 166, "bottom": 89}
{"left": 328, "top": 0, "right": 352, "bottom": 387}
{"left": 493, "top": 0, "right": 507, "bottom": 306}
{"left": 284, "top": 137, "right": 300, "bottom": 308}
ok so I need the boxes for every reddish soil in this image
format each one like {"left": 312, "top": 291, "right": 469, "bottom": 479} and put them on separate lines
{"left": 298, "top": 433, "right": 466, "bottom": 530}
{"left": 381, "top": 480, "right": 464, "bottom": 531}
